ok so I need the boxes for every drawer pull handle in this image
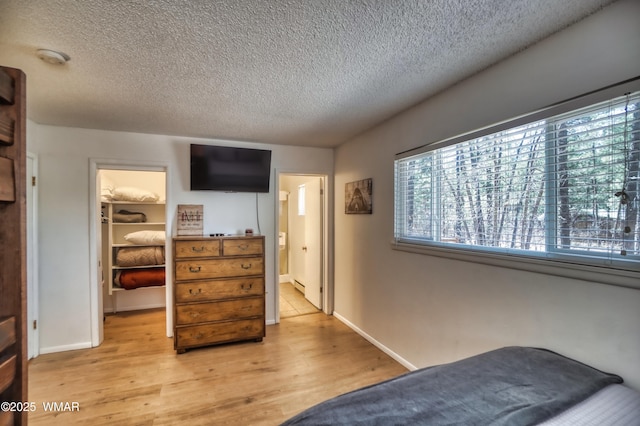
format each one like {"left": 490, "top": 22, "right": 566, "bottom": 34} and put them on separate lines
{"left": 189, "top": 288, "right": 202, "bottom": 296}
{"left": 238, "top": 244, "right": 249, "bottom": 250}
{"left": 241, "top": 283, "right": 253, "bottom": 290}
{"left": 241, "top": 263, "right": 252, "bottom": 270}
{"left": 189, "top": 266, "right": 201, "bottom": 273}
{"left": 194, "top": 333, "right": 204, "bottom": 340}
{"left": 190, "top": 312, "right": 200, "bottom": 318}
{"left": 191, "top": 246, "right": 205, "bottom": 252}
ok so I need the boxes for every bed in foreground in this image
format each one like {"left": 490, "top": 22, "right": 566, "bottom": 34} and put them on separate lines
{"left": 281, "top": 346, "right": 640, "bottom": 425}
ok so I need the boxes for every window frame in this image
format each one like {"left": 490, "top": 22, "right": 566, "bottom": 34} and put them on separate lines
{"left": 392, "top": 78, "right": 640, "bottom": 290}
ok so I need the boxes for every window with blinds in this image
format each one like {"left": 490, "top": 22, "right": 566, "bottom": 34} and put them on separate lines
{"left": 394, "top": 89, "right": 640, "bottom": 271}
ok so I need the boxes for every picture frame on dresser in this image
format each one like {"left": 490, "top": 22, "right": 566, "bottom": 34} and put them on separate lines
{"left": 177, "top": 204, "right": 203, "bottom": 236}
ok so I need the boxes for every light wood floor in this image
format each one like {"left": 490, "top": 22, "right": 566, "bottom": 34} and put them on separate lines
{"left": 279, "top": 282, "right": 319, "bottom": 318}
{"left": 28, "top": 309, "right": 407, "bottom": 425}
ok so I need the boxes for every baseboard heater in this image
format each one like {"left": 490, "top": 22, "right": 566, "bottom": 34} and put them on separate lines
{"left": 293, "top": 280, "right": 305, "bottom": 294}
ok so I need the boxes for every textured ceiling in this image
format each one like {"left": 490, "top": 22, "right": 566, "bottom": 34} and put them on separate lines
{"left": 0, "top": 0, "right": 617, "bottom": 148}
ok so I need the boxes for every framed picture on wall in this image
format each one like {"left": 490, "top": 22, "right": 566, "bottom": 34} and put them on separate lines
{"left": 345, "top": 178, "right": 372, "bottom": 214}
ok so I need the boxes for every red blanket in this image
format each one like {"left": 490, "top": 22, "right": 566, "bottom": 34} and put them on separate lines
{"left": 115, "top": 268, "right": 165, "bottom": 290}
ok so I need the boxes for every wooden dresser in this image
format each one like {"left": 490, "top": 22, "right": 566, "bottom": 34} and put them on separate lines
{"left": 173, "top": 236, "right": 265, "bottom": 353}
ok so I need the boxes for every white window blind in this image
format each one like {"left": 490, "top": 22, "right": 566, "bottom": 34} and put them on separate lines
{"left": 395, "top": 89, "right": 640, "bottom": 272}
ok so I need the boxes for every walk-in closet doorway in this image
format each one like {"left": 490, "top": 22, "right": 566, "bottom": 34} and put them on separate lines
{"left": 89, "top": 160, "right": 171, "bottom": 347}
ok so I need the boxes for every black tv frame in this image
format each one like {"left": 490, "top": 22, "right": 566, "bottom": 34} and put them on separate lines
{"left": 190, "top": 144, "right": 272, "bottom": 193}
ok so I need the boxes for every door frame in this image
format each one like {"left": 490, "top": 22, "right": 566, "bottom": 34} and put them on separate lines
{"left": 27, "top": 152, "right": 39, "bottom": 359}
{"left": 88, "top": 158, "right": 172, "bottom": 347}
{"left": 274, "top": 170, "right": 332, "bottom": 323}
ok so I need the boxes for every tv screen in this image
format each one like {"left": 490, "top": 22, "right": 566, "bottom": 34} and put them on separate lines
{"left": 190, "top": 144, "right": 272, "bottom": 193}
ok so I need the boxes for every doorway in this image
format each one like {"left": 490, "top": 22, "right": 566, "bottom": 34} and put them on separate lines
{"left": 277, "top": 174, "right": 326, "bottom": 320}
{"left": 89, "top": 160, "right": 171, "bottom": 347}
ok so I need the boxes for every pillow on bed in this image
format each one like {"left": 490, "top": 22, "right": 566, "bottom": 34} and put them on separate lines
{"left": 112, "top": 186, "right": 159, "bottom": 202}
{"left": 124, "top": 230, "right": 165, "bottom": 245}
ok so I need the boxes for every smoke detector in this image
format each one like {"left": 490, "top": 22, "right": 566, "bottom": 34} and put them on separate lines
{"left": 36, "top": 49, "right": 70, "bottom": 65}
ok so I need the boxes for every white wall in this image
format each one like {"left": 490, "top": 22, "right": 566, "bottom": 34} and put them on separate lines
{"left": 334, "top": 0, "right": 640, "bottom": 389}
{"left": 28, "top": 126, "right": 333, "bottom": 353}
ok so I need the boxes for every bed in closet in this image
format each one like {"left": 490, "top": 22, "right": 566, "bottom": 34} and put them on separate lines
{"left": 281, "top": 346, "right": 640, "bottom": 425}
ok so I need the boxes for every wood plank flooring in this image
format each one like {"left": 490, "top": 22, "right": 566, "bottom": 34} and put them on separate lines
{"left": 28, "top": 309, "right": 408, "bottom": 425}
{"left": 279, "top": 282, "right": 319, "bottom": 318}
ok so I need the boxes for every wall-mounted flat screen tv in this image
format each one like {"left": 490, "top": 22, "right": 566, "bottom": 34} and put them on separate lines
{"left": 190, "top": 144, "right": 272, "bottom": 193}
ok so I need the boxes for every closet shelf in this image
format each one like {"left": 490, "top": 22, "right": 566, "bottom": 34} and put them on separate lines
{"left": 112, "top": 243, "right": 165, "bottom": 248}
{"left": 111, "top": 285, "right": 166, "bottom": 292}
{"left": 102, "top": 201, "right": 167, "bottom": 295}
{"left": 111, "top": 222, "right": 165, "bottom": 226}
{"left": 108, "top": 200, "right": 165, "bottom": 205}
{"left": 112, "top": 264, "right": 165, "bottom": 270}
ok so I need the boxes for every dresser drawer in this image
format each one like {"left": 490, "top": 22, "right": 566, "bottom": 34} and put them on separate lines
{"left": 176, "top": 318, "right": 264, "bottom": 348}
{"left": 175, "top": 256, "right": 263, "bottom": 280}
{"left": 176, "top": 297, "right": 264, "bottom": 325}
{"left": 174, "top": 239, "right": 220, "bottom": 258}
{"left": 175, "top": 277, "right": 264, "bottom": 303}
{"left": 222, "top": 238, "right": 263, "bottom": 256}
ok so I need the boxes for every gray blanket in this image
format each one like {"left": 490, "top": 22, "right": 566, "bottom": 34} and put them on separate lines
{"left": 281, "top": 346, "right": 622, "bottom": 426}
{"left": 113, "top": 209, "right": 147, "bottom": 223}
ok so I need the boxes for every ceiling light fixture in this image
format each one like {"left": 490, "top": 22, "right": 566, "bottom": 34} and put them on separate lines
{"left": 36, "top": 49, "right": 70, "bottom": 65}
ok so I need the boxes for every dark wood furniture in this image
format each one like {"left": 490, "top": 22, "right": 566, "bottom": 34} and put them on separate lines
{"left": 173, "top": 236, "right": 265, "bottom": 353}
{"left": 0, "top": 65, "right": 28, "bottom": 425}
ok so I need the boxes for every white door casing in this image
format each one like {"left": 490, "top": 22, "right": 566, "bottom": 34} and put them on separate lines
{"left": 89, "top": 159, "right": 172, "bottom": 347}
{"left": 26, "top": 153, "right": 39, "bottom": 359}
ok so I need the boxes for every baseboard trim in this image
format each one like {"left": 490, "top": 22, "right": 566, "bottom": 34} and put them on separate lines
{"left": 39, "top": 341, "right": 92, "bottom": 355}
{"left": 279, "top": 274, "right": 291, "bottom": 284}
{"left": 104, "top": 303, "right": 166, "bottom": 314}
{"left": 333, "top": 311, "right": 417, "bottom": 371}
